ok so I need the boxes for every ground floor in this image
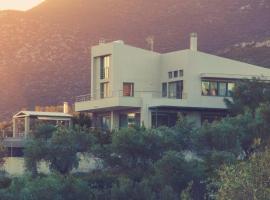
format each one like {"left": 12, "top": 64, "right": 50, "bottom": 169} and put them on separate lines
{"left": 90, "top": 107, "right": 228, "bottom": 131}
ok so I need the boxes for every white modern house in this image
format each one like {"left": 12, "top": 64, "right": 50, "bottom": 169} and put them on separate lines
{"left": 75, "top": 33, "right": 270, "bottom": 130}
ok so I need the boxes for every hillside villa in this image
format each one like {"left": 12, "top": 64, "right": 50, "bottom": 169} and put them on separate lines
{"left": 75, "top": 33, "right": 270, "bottom": 130}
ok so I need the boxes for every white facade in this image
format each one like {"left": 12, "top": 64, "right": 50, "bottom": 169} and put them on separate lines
{"left": 75, "top": 34, "right": 270, "bottom": 130}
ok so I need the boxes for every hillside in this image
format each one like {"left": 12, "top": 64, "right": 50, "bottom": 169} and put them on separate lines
{"left": 0, "top": 0, "right": 270, "bottom": 120}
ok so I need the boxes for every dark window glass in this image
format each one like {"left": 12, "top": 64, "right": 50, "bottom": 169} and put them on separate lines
{"left": 201, "top": 112, "right": 227, "bottom": 124}
{"left": 100, "top": 56, "right": 110, "bottom": 80}
{"left": 218, "top": 82, "right": 227, "bottom": 96}
{"left": 100, "top": 116, "right": 111, "bottom": 130}
{"left": 162, "top": 83, "right": 167, "bottom": 97}
{"left": 168, "top": 81, "right": 183, "bottom": 99}
{"left": 168, "top": 72, "right": 173, "bottom": 79}
{"left": 174, "top": 71, "right": 178, "bottom": 78}
{"left": 100, "top": 57, "right": 104, "bottom": 79}
{"left": 100, "top": 82, "right": 109, "bottom": 98}
{"left": 151, "top": 112, "right": 178, "bottom": 128}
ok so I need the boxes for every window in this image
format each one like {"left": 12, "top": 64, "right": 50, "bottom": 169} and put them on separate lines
{"left": 179, "top": 70, "right": 184, "bottom": 77}
{"left": 218, "top": 82, "right": 227, "bottom": 97}
{"left": 100, "top": 115, "right": 111, "bottom": 130}
{"left": 202, "top": 80, "right": 236, "bottom": 97}
{"left": 202, "top": 81, "right": 210, "bottom": 96}
{"left": 168, "top": 81, "right": 183, "bottom": 99}
{"left": 162, "top": 83, "right": 167, "bottom": 97}
{"left": 173, "top": 71, "right": 178, "bottom": 78}
{"left": 168, "top": 72, "right": 173, "bottom": 79}
{"left": 123, "top": 83, "right": 134, "bottom": 97}
{"left": 100, "top": 55, "right": 110, "bottom": 80}
{"left": 227, "top": 82, "right": 235, "bottom": 97}
{"left": 151, "top": 112, "right": 178, "bottom": 128}
{"left": 119, "top": 113, "right": 140, "bottom": 128}
{"left": 100, "top": 82, "right": 109, "bottom": 98}
{"left": 209, "top": 82, "right": 218, "bottom": 96}
{"left": 201, "top": 112, "right": 227, "bottom": 124}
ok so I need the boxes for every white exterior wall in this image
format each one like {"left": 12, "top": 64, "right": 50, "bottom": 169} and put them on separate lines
{"left": 75, "top": 39, "right": 270, "bottom": 130}
{"left": 185, "top": 50, "right": 270, "bottom": 109}
{"left": 113, "top": 44, "right": 161, "bottom": 97}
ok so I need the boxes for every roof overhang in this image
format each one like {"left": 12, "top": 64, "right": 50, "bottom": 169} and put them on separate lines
{"left": 200, "top": 73, "right": 270, "bottom": 81}
{"left": 13, "top": 111, "right": 73, "bottom": 119}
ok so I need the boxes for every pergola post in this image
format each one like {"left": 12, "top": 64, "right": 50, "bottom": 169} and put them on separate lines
{"left": 92, "top": 113, "right": 97, "bottom": 129}
{"left": 24, "top": 116, "right": 30, "bottom": 138}
{"left": 110, "top": 111, "right": 114, "bottom": 131}
{"left": 68, "top": 119, "right": 72, "bottom": 128}
{"left": 12, "top": 118, "right": 16, "bottom": 138}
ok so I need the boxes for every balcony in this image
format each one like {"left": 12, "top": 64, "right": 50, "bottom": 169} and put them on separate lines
{"left": 75, "top": 90, "right": 143, "bottom": 112}
{"left": 75, "top": 90, "right": 189, "bottom": 112}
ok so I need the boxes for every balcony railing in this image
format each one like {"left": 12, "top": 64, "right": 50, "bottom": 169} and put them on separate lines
{"left": 76, "top": 94, "right": 92, "bottom": 102}
{"left": 75, "top": 90, "right": 188, "bottom": 103}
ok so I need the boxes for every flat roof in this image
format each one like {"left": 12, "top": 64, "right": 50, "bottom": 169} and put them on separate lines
{"left": 13, "top": 111, "right": 73, "bottom": 119}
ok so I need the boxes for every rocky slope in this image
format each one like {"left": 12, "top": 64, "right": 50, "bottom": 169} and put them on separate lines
{"left": 0, "top": 0, "right": 269, "bottom": 120}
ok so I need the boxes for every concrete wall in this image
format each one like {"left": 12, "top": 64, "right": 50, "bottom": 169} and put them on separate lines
{"left": 76, "top": 39, "right": 270, "bottom": 129}
{"left": 3, "top": 154, "right": 100, "bottom": 176}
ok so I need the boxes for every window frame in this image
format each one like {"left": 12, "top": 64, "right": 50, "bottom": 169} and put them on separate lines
{"left": 179, "top": 70, "right": 184, "bottom": 77}
{"left": 123, "top": 82, "right": 134, "bottom": 97}
{"left": 100, "top": 82, "right": 110, "bottom": 98}
{"left": 168, "top": 80, "right": 183, "bottom": 99}
{"left": 201, "top": 79, "right": 236, "bottom": 97}
{"left": 168, "top": 72, "right": 173, "bottom": 79}
{"left": 162, "top": 82, "right": 167, "bottom": 97}
{"left": 173, "top": 71, "right": 178, "bottom": 78}
{"left": 100, "top": 55, "right": 110, "bottom": 80}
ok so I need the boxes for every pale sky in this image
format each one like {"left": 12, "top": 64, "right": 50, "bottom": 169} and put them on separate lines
{"left": 0, "top": 0, "right": 45, "bottom": 11}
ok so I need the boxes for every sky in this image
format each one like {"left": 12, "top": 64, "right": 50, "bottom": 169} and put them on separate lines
{"left": 0, "top": 0, "right": 44, "bottom": 11}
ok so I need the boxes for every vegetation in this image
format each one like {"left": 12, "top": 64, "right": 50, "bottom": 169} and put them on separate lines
{"left": 1, "top": 79, "right": 270, "bottom": 199}
{"left": 216, "top": 149, "right": 270, "bottom": 200}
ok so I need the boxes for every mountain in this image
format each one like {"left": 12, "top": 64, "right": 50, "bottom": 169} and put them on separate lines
{"left": 0, "top": 0, "right": 270, "bottom": 120}
{"left": 218, "top": 38, "right": 270, "bottom": 67}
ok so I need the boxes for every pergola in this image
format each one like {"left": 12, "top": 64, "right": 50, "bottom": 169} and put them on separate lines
{"left": 12, "top": 111, "right": 73, "bottom": 138}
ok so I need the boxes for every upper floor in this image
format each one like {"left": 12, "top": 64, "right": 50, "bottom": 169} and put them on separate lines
{"left": 75, "top": 34, "right": 270, "bottom": 112}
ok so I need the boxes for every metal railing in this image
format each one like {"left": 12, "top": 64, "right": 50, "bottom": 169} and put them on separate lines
{"left": 76, "top": 94, "right": 92, "bottom": 102}
{"left": 75, "top": 90, "right": 188, "bottom": 103}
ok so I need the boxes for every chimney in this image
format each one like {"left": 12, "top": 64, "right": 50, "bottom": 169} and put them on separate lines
{"left": 190, "top": 33, "right": 198, "bottom": 51}
{"left": 63, "top": 102, "right": 69, "bottom": 114}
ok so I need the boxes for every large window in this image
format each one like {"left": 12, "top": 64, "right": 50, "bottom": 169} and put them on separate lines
{"left": 218, "top": 82, "right": 227, "bottom": 97}
{"left": 100, "top": 55, "right": 110, "bottom": 80}
{"left": 100, "top": 115, "right": 111, "bottom": 130}
{"left": 162, "top": 83, "right": 167, "bottom": 97}
{"left": 201, "top": 112, "right": 227, "bottom": 124}
{"left": 100, "top": 82, "right": 109, "bottom": 98}
{"left": 123, "top": 83, "right": 134, "bottom": 97}
{"left": 168, "top": 81, "right": 183, "bottom": 99}
{"left": 209, "top": 82, "right": 218, "bottom": 96}
{"left": 119, "top": 113, "right": 140, "bottom": 128}
{"left": 202, "top": 80, "right": 235, "bottom": 97}
{"left": 202, "top": 81, "right": 210, "bottom": 96}
{"left": 227, "top": 83, "right": 235, "bottom": 97}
